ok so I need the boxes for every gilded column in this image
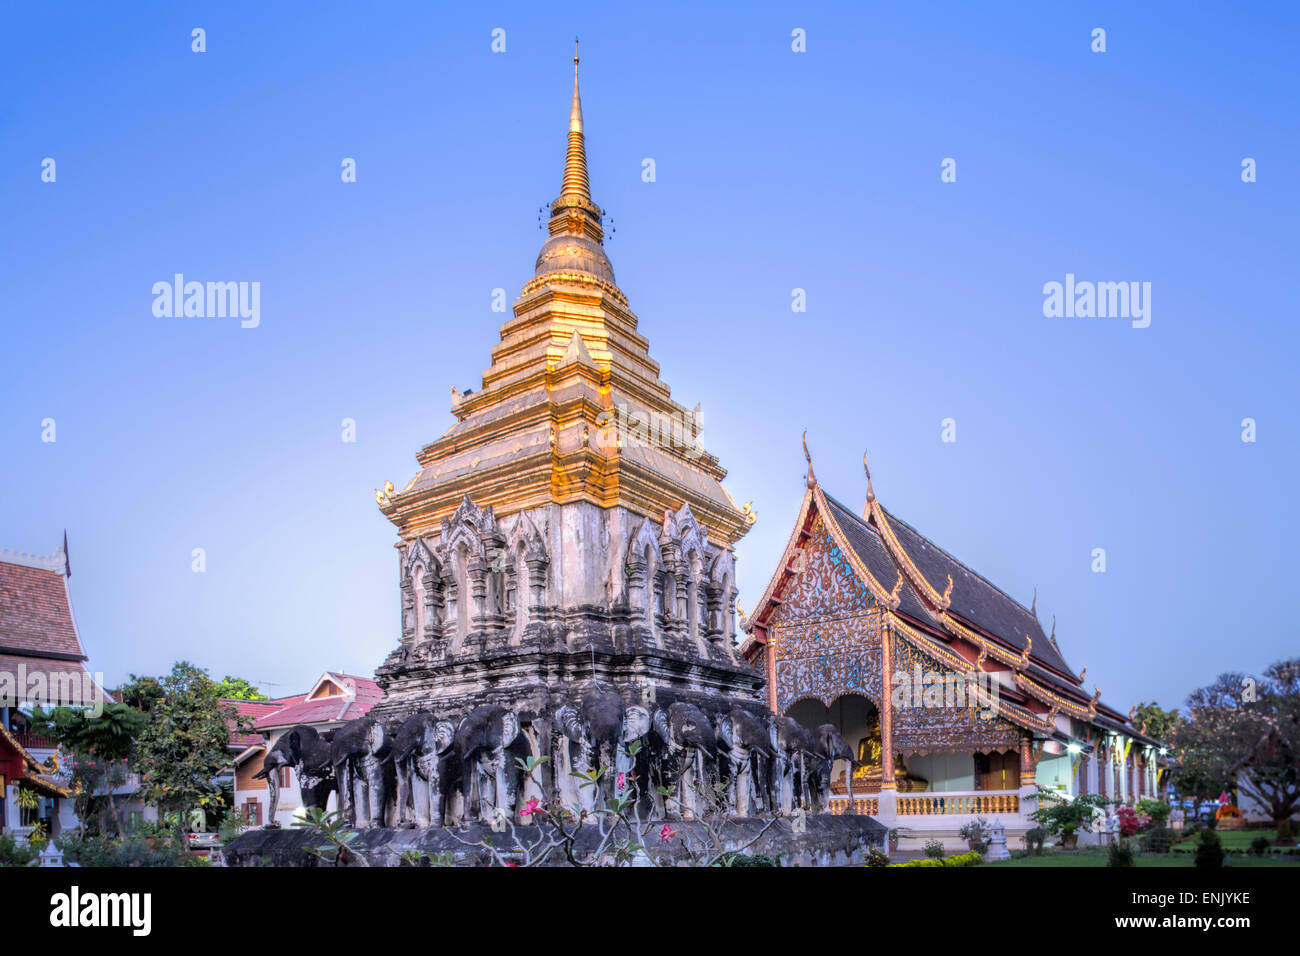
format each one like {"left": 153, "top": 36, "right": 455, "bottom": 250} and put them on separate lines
{"left": 879, "top": 625, "right": 896, "bottom": 791}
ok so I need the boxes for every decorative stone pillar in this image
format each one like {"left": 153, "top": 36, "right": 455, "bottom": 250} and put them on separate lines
{"left": 400, "top": 579, "right": 416, "bottom": 644}
{"left": 525, "top": 555, "right": 548, "bottom": 611}
{"left": 624, "top": 555, "right": 647, "bottom": 624}
{"left": 468, "top": 557, "right": 489, "bottom": 630}
{"left": 423, "top": 577, "right": 444, "bottom": 641}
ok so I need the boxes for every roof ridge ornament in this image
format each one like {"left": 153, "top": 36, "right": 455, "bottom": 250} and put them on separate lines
{"left": 1030, "top": 587, "right": 1037, "bottom": 617}
{"left": 802, "top": 430, "right": 815, "bottom": 487}
{"left": 863, "top": 449, "right": 875, "bottom": 503}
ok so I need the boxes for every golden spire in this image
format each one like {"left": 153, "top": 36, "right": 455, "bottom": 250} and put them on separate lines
{"left": 535, "top": 41, "right": 612, "bottom": 282}
{"left": 562, "top": 38, "right": 591, "bottom": 201}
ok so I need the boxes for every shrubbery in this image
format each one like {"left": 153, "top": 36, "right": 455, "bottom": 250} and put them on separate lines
{"left": 0, "top": 834, "right": 38, "bottom": 867}
{"left": 1193, "top": 828, "right": 1225, "bottom": 869}
{"left": 55, "top": 829, "right": 209, "bottom": 867}
{"left": 1107, "top": 839, "right": 1135, "bottom": 867}
{"left": 1141, "top": 827, "right": 1175, "bottom": 854}
{"left": 893, "top": 849, "right": 983, "bottom": 868}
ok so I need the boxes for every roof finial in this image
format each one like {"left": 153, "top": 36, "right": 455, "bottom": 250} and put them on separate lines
{"left": 863, "top": 449, "right": 875, "bottom": 503}
{"left": 1030, "top": 587, "right": 1037, "bottom": 616}
{"left": 802, "top": 430, "right": 815, "bottom": 487}
{"left": 562, "top": 40, "right": 589, "bottom": 197}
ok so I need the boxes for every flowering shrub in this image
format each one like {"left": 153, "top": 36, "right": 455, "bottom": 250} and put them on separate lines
{"left": 892, "top": 849, "right": 983, "bottom": 868}
{"left": 1115, "top": 805, "right": 1149, "bottom": 837}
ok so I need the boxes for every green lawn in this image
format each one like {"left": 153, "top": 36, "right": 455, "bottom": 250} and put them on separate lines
{"left": 985, "top": 847, "right": 1297, "bottom": 868}
{"left": 1170, "top": 828, "right": 1294, "bottom": 854}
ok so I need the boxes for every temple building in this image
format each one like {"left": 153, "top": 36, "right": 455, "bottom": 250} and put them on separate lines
{"left": 0, "top": 545, "right": 110, "bottom": 840}
{"left": 739, "top": 448, "right": 1165, "bottom": 849}
{"left": 370, "top": 52, "right": 761, "bottom": 728}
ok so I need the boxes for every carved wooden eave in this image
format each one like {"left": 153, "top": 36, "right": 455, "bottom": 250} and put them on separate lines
{"left": 865, "top": 496, "right": 951, "bottom": 610}
{"left": 887, "top": 611, "right": 1056, "bottom": 737}
{"left": 1012, "top": 671, "right": 1096, "bottom": 721}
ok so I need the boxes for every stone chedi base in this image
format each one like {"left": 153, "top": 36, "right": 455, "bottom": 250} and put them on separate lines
{"left": 223, "top": 815, "right": 886, "bottom": 867}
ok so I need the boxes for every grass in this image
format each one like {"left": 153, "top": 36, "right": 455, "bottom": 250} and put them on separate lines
{"left": 985, "top": 846, "right": 1298, "bottom": 868}
{"left": 1170, "top": 827, "right": 1295, "bottom": 855}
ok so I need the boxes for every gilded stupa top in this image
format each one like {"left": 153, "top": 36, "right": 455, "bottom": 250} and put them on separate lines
{"left": 378, "top": 50, "right": 751, "bottom": 551}
{"left": 534, "top": 43, "right": 616, "bottom": 285}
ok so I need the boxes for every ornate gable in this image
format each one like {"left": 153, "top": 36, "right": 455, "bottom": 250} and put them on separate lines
{"left": 768, "top": 512, "right": 886, "bottom": 712}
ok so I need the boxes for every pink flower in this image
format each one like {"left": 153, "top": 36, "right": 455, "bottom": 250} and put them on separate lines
{"left": 505, "top": 861, "right": 518, "bottom": 867}
{"left": 659, "top": 824, "right": 677, "bottom": 843}
{"left": 521, "top": 798, "right": 540, "bottom": 817}
{"left": 616, "top": 772, "right": 625, "bottom": 790}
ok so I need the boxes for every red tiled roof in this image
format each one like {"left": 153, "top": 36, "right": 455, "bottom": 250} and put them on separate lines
{"left": 254, "top": 674, "right": 383, "bottom": 730}
{"left": 0, "top": 653, "right": 112, "bottom": 706}
{"left": 0, "top": 560, "right": 85, "bottom": 659}
{"left": 225, "top": 698, "right": 289, "bottom": 749}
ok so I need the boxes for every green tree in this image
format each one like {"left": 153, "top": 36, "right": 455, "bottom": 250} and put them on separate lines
{"left": 1133, "top": 701, "right": 1180, "bottom": 742}
{"left": 116, "top": 674, "right": 165, "bottom": 713}
{"left": 213, "top": 675, "right": 268, "bottom": 701}
{"left": 1172, "top": 659, "right": 1300, "bottom": 825}
{"left": 132, "top": 661, "right": 251, "bottom": 831}
{"left": 31, "top": 702, "right": 147, "bottom": 835}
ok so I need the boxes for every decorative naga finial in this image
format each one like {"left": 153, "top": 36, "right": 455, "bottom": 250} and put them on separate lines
{"left": 941, "top": 574, "right": 953, "bottom": 607}
{"left": 802, "top": 430, "right": 815, "bottom": 487}
{"left": 1128, "top": 704, "right": 1137, "bottom": 722}
{"left": 863, "top": 449, "right": 875, "bottom": 503}
{"left": 889, "top": 571, "right": 903, "bottom": 605}
{"left": 1030, "top": 587, "right": 1037, "bottom": 616}
{"left": 741, "top": 501, "right": 757, "bottom": 525}
{"left": 976, "top": 643, "right": 988, "bottom": 668}
{"left": 375, "top": 480, "right": 394, "bottom": 506}
{"left": 736, "top": 600, "right": 747, "bottom": 621}
{"left": 1018, "top": 634, "right": 1032, "bottom": 669}
{"left": 1079, "top": 665, "right": 1087, "bottom": 682}
{"left": 1050, "top": 616, "right": 1056, "bottom": 640}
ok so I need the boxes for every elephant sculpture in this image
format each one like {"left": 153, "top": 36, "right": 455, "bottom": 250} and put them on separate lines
{"left": 330, "top": 716, "right": 392, "bottom": 828}
{"left": 253, "top": 724, "right": 335, "bottom": 827}
{"left": 554, "top": 689, "right": 651, "bottom": 810}
{"left": 649, "top": 702, "right": 718, "bottom": 819}
{"left": 811, "top": 723, "right": 857, "bottom": 814}
{"left": 770, "top": 715, "right": 821, "bottom": 815}
{"left": 392, "top": 712, "right": 458, "bottom": 828}
{"left": 714, "top": 707, "right": 778, "bottom": 817}
{"left": 454, "top": 704, "right": 530, "bottom": 825}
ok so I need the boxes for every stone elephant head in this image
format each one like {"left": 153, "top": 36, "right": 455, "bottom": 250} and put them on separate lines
{"left": 254, "top": 724, "right": 334, "bottom": 826}
{"left": 453, "top": 704, "right": 530, "bottom": 825}
{"left": 650, "top": 702, "right": 718, "bottom": 819}
{"left": 330, "top": 716, "right": 392, "bottom": 828}
{"left": 812, "top": 723, "right": 856, "bottom": 812}
{"left": 554, "top": 689, "right": 651, "bottom": 809}
{"left": 713, "top": 707, "right": 778, "bottom": 817}
{"left": 392, "top": 712, "right": 458, "bottom": 829}
{"left": 770, "top": 715, "right": 820, "bottom": 815}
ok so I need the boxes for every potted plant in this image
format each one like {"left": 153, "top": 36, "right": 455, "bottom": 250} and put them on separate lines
{"left": 959, "top": 816, "right": 991, "bottom": 853}
{"left": 1029, "top": 789, "right": 1108, "bottom": 850}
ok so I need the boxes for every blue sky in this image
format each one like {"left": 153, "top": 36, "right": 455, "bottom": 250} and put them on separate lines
{"left": 2, "top": 2, "right": 1296, "bottom": 710}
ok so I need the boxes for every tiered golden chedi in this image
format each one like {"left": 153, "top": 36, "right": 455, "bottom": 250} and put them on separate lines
{"left": 372, "top": 56, "right": 760, "bottom": 721}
